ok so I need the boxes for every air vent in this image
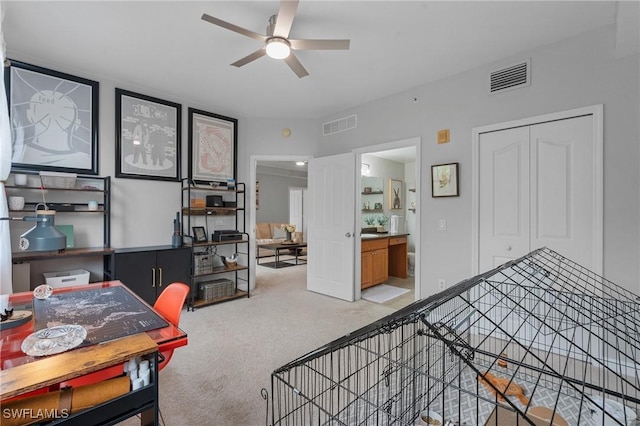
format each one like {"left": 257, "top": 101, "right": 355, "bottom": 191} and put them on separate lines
{"left": 323, "top": 114, "right": 357, "bottom": 136}
{"left": 490, "top": 59, "right": 530, "bottom": 94}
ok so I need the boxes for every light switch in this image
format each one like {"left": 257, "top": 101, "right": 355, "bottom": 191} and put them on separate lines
{"left": 438, "top": 219, "right": 447, "bottom": 231}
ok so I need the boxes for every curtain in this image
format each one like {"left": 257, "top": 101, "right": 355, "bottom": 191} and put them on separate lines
{"left": 0, "top": 1, "right": 14, "bottom": 294}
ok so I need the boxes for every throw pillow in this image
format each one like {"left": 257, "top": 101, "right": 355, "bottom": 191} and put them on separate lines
{"left": 272, "top": 227, "right": 287, "bottom": 239}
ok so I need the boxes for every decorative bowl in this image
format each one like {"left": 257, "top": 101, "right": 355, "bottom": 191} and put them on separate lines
{"left": 417, "top": 410, "right": 444, "bottom": 426}
{"left": 222, "top": 254, "right": 238, "bottom": 268}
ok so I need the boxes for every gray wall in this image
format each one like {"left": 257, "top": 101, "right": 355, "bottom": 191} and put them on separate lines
{"left": 316, "top": 25, "right": 640, "bottom": 294}
{"left": 256, "top": 170, "right": 308, "bottom": 223}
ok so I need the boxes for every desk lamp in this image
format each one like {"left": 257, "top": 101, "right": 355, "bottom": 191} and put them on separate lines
{"left": 1, "top": 209, "right": 66, "bottom": 252}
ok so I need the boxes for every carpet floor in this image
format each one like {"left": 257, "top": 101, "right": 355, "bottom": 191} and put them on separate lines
{"left": 119, "top": 263, "right": 397, "bottom": 425}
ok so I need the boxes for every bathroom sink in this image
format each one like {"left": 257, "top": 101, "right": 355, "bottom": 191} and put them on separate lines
{"left": 360, "top": 234, "right": 380, "bottom": 239}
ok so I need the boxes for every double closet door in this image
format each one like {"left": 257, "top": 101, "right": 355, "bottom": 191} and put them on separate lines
{"left": 478, "top": 113, "right": 601, "bottom": 274}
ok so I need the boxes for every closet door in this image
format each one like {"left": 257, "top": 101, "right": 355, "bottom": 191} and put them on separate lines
{"left": 479, "top": 115, "right": 597, "bottom": 274}
{"left": 530, "top": 115, "right": 594, "bottom": 268}
{"left": 478, "top": 126, "right": 530, "bottom": 273}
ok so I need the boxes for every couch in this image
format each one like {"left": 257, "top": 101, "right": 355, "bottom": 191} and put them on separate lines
{"left": 256, "top": 223, "right": 303, "bottom": 258}
{"left": 256, "top": 222, "right": 287, "bottom": 258}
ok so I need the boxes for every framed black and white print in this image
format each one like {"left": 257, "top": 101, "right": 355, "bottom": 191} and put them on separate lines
{"left": 115, "top": 88, "right": 181, "bottom": 181}
{"left": 6, "top": 60, "right": 99, "bottom": 174}
{"left": 188, "top": 107, "right": 237, "bottom": 185}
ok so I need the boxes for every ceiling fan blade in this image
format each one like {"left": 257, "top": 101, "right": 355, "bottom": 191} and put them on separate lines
{"left": 289, "top": 39, "right": 350, "bottom": 51}
{"left": 201, "top": 13, "right": 266, "bottom": 43}
{"left": 283, "top": 52, "right": 309, "bottom": 78}
{"left": 231, "top": 47, "right": 267, "bottom": 68}
{"left": 273, "top": 0, "right": 299, "bottom": 38}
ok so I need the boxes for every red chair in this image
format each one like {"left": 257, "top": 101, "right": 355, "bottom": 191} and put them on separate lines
{"left": 153, "top": 282, "right": 190, "bottom": 371}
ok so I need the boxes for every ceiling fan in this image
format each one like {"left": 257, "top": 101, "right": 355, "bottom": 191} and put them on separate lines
{"left": 201, "top": 0, "right": 350, "bottom": 78}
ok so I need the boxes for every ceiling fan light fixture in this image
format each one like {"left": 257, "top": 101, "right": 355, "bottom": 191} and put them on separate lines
{"left": 266, "top": 38, "right": 291, "bottom": 59}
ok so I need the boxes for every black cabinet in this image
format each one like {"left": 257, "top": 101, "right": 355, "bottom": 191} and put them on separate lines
{"left": 111, "top": 246, "right": 190, "bottom": 305}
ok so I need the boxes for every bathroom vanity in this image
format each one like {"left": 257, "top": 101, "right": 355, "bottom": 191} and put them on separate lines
{"left": 361, "top": 233, "right": 409, "bottom": 289}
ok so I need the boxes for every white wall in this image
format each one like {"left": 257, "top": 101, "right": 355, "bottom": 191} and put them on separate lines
{"left": 8, "top": 24, "right": 638, "bottom": 296}
{"left": 316, "top": 25, "right": 640, "bottom": 295}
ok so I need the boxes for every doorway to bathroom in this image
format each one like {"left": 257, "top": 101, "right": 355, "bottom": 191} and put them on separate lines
{"left": 356, "top": 137, "right": 420, "bottom": 309}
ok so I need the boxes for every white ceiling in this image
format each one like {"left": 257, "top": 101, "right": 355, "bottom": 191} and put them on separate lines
{"left": 3, "top": 1, "right": 635, "bottom": 120}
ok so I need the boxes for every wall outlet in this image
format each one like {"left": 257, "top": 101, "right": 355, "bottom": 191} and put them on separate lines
{"left": 438, "top": 279, "right": 446, "bottom": 290}
{"left": 438, "top": 219, "right": 447, "bottom": 231}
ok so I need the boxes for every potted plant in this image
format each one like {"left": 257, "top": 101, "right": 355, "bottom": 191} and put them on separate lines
{"left": 362, "top": 215, "right": 377, "bottom": 233}
{"left": 376, "top": 215, "right": 389, "bottom": 232}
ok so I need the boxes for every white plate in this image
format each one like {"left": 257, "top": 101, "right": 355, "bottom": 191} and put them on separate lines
{"left": 21, "top": 324, "right": 87, "bottom": 356}
{"left": 33, "top": 284, "right": 53, "bottom": 300}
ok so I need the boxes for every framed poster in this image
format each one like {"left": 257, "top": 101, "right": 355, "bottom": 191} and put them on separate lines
{"left": 188, "top": 107, "right": 237, "bottom": 184}
{"left": 431, "top": 162, "right": 459, "bottom": 197}
{"left": 6, "top": 60, "right": 99, "bottom": 174}
{"left": 389, "top": 179, "right": 402, "bottom": 209}
{"left": 115, "top": 88, "right": 181, "bottom": 181}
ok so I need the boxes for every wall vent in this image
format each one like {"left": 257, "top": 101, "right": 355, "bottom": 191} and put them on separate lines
{"left": 323, "top": 114, "right": 357, "bottom": 136}
{"left": 490, "top": 59, "right": 530, "bottom": 94}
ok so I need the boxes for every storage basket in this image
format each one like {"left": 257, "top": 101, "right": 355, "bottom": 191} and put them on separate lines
{"left": 198, "top": 279, "right": 235, "bottom": 301}
{"left": 43, "top": 269, "right": 90, "bottom": 288}
{"left": 193, "top": 253, "right": 215, "bottom": 274}
{"left": 39, "top": 171, "right": 77, "bottom": 189}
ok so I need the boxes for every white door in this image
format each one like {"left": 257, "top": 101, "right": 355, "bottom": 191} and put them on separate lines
{"left": 307, "top": 153, "right": 356, "bottom": 301}
{"left": 479, "top": 114, "right": 599, "bottom": 273}
{"left": 530, "top": 116, "right": 594, "bottom": 267}
{"left": 479, "top": 126, "right": 530, "bottom": 272}
{"left": 289, "top": 188, "right": 304, "bottom": 235}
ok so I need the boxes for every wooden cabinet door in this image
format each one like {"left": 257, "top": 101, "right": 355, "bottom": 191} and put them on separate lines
{"left": 361, "top": 252, "right": 373, "bottom": 289}
{"left": 371, "top": 248, "right": 388, "bottom": 285}
{"left": 156, "top": 248, "right": 191, "bottom": 297}
{"left": 113, "top": 251, "right": 156, "bottom": 305}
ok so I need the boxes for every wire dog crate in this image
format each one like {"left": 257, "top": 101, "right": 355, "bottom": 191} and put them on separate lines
{"left": 270, "top": 248, "right": 640, "bottom": 425}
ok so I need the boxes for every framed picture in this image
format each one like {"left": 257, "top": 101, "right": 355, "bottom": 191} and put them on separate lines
{"left": 6, "top": 60, "right": 99, "bottom": 174}
{"left": 188, "top": 107, "right": 237, "bottom": 184}
{"left": 389, "top": 179, "right": 403, "bottom": 209}
{"left": 192, "top": 226, "right": 207, "bottom": 243}
{"left": 115, "top": 88, "right": 181, "bottom": 181}
{"left": 431, "top": 162, "right": 459, "bottom": 197}
{"left": 256, "top": 181, "right": 260, "bottom": 210}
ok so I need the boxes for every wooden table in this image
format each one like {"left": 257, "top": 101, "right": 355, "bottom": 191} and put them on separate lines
{"left": 0, "top": 280, "right": 188, "bottom": 425}
{"left": 257, "top": 242, "right": 307, "bottom": 269}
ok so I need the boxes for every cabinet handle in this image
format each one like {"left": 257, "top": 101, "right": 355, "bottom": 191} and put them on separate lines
{"left": 152, "top": 267, "right": 156, "bottom": 288}
{"left": 159, "top": 268, "right": 163, "bottom": 287}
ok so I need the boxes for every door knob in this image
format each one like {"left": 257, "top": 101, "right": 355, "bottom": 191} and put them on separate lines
{"left": 345, "top": 232, "right": 352, "bottom": 238}
{"left": 506, "top": 245, "right": 512, "bottom": 251}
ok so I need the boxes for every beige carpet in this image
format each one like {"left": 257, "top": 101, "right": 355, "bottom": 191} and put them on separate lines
{"left": 120, "top": 262, "right": 396, "bottom": 425}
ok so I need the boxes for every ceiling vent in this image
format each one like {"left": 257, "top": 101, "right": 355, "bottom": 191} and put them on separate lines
{"left": 490, "top": 59, "right": 530, "bottom": 94}
{"left": 323, "top": 114, "right": 357, "bottom": 136}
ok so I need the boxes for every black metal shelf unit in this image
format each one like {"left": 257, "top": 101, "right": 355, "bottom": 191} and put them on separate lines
{"left": 181, "top": 179, "right": 250, "bottom": 310}
{"left": 7, "top": 173, "right": 112, "bottom": 283}
{"left": 6, "top": 173, "right": 111, "bottom": 247}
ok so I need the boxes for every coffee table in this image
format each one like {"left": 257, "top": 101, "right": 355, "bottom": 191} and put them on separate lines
{"left": 257, "top": 242, "right": 307, "bottom": 269}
